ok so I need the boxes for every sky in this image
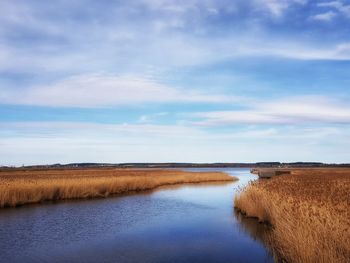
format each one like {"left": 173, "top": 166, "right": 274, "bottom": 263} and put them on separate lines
{"left": 1, "top": 0, "right": 350, "bottom": 165}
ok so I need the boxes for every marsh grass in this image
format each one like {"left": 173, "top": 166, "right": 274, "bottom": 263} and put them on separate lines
{"left": 0, "top": 168, "right": 236, "bottom": 207}
{"left": 234, "top": 169, "right": 350, "bottom": 263}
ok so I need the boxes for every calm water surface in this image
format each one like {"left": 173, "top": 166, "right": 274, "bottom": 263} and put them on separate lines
{"left": 0, "top": 168, "right": 273, "bottom": 263}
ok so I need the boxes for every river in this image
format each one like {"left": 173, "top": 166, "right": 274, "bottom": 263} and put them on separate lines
{"left": 0, "top": 168, "right": 273, "bottom": 263}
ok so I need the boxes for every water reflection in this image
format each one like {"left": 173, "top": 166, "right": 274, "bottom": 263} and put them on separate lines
{"left": 142, "top": 180, "right": 234, "bottom": 193}
{"left": 234, "top": 208, "right": 271, "bottom": 246}
{"left": 234, "top": 208, "right": 277, "bottom": 262}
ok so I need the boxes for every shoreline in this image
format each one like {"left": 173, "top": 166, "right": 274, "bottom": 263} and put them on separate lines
{"left": 234, "top": 168, "right": 350, "bottom": 263}
{"left": 0, "top": 168, "right": 237, "bottom": 208}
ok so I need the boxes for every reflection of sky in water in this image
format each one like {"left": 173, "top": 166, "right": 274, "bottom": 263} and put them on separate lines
{"left": 0, "top": 168, "right": 271, "bottom": 263}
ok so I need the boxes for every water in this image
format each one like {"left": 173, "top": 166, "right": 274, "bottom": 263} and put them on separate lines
{"left": 0, "top": 168, "right": 273, "bottom": 263}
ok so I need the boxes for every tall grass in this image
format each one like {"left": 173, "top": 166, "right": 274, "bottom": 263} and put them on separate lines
{"left": 0, "top": 168, "right": 236, "bottom": 207}
{"left": 235, "top": 169, "right": 350, "bottom": 263}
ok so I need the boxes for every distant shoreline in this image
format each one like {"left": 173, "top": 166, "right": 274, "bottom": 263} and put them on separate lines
{"left": 2, "top": 162, "right": 350, "bottom": 170}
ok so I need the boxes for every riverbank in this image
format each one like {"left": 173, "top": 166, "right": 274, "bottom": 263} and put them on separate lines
{"left": 0, "top": 168, "right": 236, "bottom": 208}
{"left": 234, "top": 168, "right": 350, "bottom": 263}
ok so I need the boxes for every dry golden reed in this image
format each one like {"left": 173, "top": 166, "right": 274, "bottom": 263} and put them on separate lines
{"left": 0, "top": 168, "right": 235, "bottom": 207}
{"left": 235, "top": 168, "right": 350, "bottom": 263}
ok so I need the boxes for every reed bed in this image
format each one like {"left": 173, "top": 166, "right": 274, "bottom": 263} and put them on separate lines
{"left": 234, "top": 168, "right": 350, "bottom": 263}
{"left": 0, "top": 168, "right": 235, "bottom": 207}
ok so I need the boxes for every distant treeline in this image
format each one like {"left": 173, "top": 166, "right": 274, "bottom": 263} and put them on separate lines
{"left": 2, "top": 162, "right": 350, "bottom": 169}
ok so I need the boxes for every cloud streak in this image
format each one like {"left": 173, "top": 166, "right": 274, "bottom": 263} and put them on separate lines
{"left": 0, "top": 74, "right": 238, "bottom": 107}
{"left": 192, "top": 97, "right": 350, "bottom": 125}
{"left": 310, "top": 11, "right": 337, "bottom": 21}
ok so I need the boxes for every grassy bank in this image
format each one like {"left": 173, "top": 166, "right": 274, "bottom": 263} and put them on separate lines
{"left": 0, "top": 168, "right": 236, "bottom": 207}
{"left": 234, "top": 168, "right": 350, "bottom": 263}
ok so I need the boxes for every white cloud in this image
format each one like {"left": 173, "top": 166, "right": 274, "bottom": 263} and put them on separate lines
{"left": 335, "top": 42, "right": 350, "bottom": 55}
{"left": 2, "top": 37, "right": 350, "bottom": 79}
{"left": 318, "top": 1, "right": 350, "bottom": 17}
{"left": 255, "top": 0, "right": 307, "bottom": 17}
{"left": 310, "top": 11, "right": 337, "bottom": 21}
{"left": 191, "top": 96, "right": 350, "bottom": 125}
{"left": 258, "top": 0, "right": 289, "bottom": 17}
{"left": 138, "top": 112, "right": 169, "bottom": 123}
{"left": 0, "top": 74, "right": 237, "bottom": 107}
{"left": 235, "top": 41, "right": 350, "bottom": 60}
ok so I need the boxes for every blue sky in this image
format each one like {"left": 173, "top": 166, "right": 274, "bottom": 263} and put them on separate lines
{"left": 1, "top": 0, "right": 350, "bottom": 165}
